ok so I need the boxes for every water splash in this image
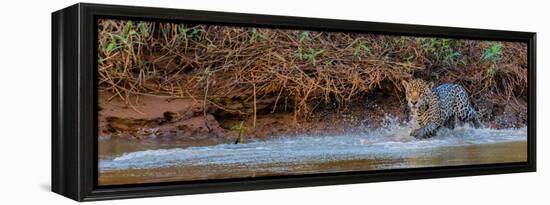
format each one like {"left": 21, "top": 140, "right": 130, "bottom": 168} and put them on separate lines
{"left": 99, "top": 121, "right": 527, "bottom": 171}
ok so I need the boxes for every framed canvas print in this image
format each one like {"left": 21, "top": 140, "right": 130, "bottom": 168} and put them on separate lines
{"left": 52, "top": 3, "right": 536, "bottom": 201}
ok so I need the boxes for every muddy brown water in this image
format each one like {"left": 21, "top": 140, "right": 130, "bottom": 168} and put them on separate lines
{"left": 98, "top": 125, "right": 527, "bottom": 185}
{"left": 99, "top": 141, "right": 526, "bottom": 185}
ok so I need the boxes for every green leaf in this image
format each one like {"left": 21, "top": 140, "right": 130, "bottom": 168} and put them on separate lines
{"left": 299, "top": 31, "right": 311, "bottom": 42}
{"left": 249, "top": 28, "right": 258, "bottom": 43}
{"left": 324, "top": 60, "right": 333, "bottom": 67}
{"left": 189, "top": 27, "right": 205, "bottom": 40}
{"left": 354, "top": 42, "right": 370, "bottom": 60}
{"left": 122, "top": 21, "right": 133, "bottom": 35}
{"left": 295, "top": 47, "right": 304, "bottom": 60}
{"left": 138, "top": 22, "right": 149, "bottom": 38}
{"left": 482, "top": 43, "right": 503, "bottom": 64}
{"left": 112, "top": 34, "right": 128, "bottom": 45}
{"left": 106, "top": 42, "right": 117, "bottom": 53}
{"left": 361, "top": 44, "right": 370, "bottom": 54}
{"left": 178, "top": 24, "right": 188, "bottom": 33}
{"left": 105, "top": 35, "right": 120, "bottom": 53}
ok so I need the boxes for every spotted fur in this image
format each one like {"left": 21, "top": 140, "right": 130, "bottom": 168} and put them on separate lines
{"left": 402, "top": 79, "right": 482, "bottom": 139}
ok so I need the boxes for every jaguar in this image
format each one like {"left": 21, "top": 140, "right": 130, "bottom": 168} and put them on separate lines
{"left": 402, "top": 79, "right": 482, "bottom": 139}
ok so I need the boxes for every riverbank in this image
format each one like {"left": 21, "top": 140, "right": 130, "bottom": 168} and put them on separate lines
{"left": 99, "top": 88, "right": 527, "bottom": 148}
{"left": 98, "top": 89, "right": 408, "bottom": 145}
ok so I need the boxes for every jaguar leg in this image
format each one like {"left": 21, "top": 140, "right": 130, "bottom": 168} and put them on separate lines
{"left": 410, "top": 122, "right": 440, "bottom": 139}
{"left": 445, "top": 115, "right": 456, "bottom": 130}
{"left": 467, "top": 107, "right": 482, "bottom": 128}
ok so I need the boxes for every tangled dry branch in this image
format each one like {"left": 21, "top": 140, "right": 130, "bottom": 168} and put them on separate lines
{"left": 98, "top": 19, "right": 528, "bottom": 123}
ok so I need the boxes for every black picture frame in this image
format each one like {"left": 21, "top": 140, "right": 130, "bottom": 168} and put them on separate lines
{"left": 52, "top": 3, "right": 536, "bottom": 201}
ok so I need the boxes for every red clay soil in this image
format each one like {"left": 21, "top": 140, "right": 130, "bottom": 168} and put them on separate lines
{"left": 99, "top": 91, "right": 228, "bottom": 142}
{"left": 98, "top": 89, "right": 408, "bottom": 143}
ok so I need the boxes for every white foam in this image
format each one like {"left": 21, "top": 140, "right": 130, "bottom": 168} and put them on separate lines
{"left": 99, "top": 125, "right": 527, "bottom": 171}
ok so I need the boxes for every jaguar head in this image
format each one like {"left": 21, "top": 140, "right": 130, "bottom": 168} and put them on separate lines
{"left": 402, "top": 79, "right": 434, "bottom": 112}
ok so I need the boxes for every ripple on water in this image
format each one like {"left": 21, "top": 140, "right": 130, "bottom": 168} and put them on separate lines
{"left": 99, "top": 125, "right": 527, "bottom": 171}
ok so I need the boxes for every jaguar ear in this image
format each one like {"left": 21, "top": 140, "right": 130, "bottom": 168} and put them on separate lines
{"left": 401, "top": 80, "right": 409, "bottom": 90}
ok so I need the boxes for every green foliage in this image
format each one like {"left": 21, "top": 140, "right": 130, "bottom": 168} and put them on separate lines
{"left": 105, "top": 20, "right": 146, "bottom": 54}
{"left": 294, "top": 47, "right": 304, "bottom": 60}
{"left": 305, "top": 48, "right": 325, "bottom": 65}
{"left": 424, "top": 38, "right": 463, "bottom": 66}
{"left": 483, "top": 43, "right": 503, "bottom": 64}
{"left": 177, "top": 24, "right": 189, "bottom": 39}
{"left": 482, "top": 43, "right": 503, "bottom": 80}
{"left": 105, "top": 36, "right": 120, "bottom": 54}
{"left": 295, "top": 47, "right": 324, "bottom": 65}
{"left": 137, "top": 22, "right": 150, "bottom": 38}
{"left": 122, "top": 21, "right": 133, "bottom": 35}
{"left": 299, "top": 31, "right": 311, "bottom": 42}
{"left": 177, "top": 24, "right": 205, "bottom": 41}
{"left": 323, "top": 59, "right": 334, "bottom": 67}
{"left": 294, "top": 31, "right": 318, "bottom": 63}
{"left": 249, "top": 28, "right": 267, "bottom": 43}
{"left": 443, "top": 51, "right": 462, "bottom": 66}
{"left": 189, "top": 27, "right": 206, "bottom": 40}
{"left": 353, "top": 41, "right": 370, "bottom": 60}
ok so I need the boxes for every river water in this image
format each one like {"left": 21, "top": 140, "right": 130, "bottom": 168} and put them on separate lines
{"left": 98, "top": 124, "right": 527, "bottom": 185}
